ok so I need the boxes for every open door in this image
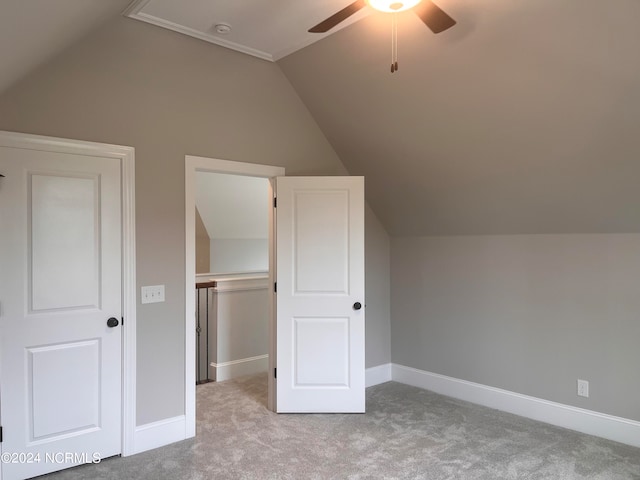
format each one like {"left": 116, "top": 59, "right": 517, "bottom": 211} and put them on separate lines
{"left": 274, "top": 176, "right": 365, "bottom": 413}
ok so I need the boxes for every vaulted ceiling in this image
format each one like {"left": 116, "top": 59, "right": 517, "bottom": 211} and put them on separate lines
{"left": 2, "top": 0, "right": 639, "bottom": 236}
{"left": 278, "top": 0, "right": 640, "bottom": 235}
{"left": 0, "top": 0, "right": 132, "bottom": 93}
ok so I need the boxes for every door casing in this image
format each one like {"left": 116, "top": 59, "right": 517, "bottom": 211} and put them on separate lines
{"left": 184, "top": 155, "right": 285, "bottom": 432}
{"left": 0, "top": 130, "right": 137, "bottom": 460}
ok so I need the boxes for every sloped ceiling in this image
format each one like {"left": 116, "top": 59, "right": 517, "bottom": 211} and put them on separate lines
{"left": 0, "top": 0, "right": 132, "bottom": 94}
{"left": 195, "top": 173, "right": 268, "bottom": 239}
{"left": 2, "top": 0, "right": 639, "bottom": 236}
{"left": 279, "top": 0, "right": 640, "bottom": 235}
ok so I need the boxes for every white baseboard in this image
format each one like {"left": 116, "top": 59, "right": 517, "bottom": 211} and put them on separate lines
{"left": 366, "top": 363, "right": 392, "bottom": 387}
{"left": 212, "top": 354, "right": 268, "bottom": 382}
{"left": 391, "top": 364, "right": 640, "bottom": 449}
{"left": 133, "top": 415, "right": 187, "bottom": 454}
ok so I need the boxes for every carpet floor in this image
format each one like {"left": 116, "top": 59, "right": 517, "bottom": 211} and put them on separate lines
{"left": 43, "top": 373, "right": 640, "bottom": 479}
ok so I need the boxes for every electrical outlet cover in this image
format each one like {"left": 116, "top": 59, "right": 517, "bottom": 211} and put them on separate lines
{"left": 577, "top": 379, "right": 589, "bottom": 398}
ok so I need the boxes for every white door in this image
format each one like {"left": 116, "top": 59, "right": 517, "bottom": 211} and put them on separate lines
{"left": 275, "top": 176, "right": 365, "bottom": 413}
{"left": 0, "top": 142, "right": 122, "bottom": 479}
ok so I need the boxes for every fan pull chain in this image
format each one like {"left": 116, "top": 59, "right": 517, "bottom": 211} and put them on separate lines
{"left": 391, "top": 13, "right": 398, "bottom": 73}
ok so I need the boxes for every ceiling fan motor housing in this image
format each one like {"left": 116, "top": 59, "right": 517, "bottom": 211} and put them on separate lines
{"left": 366, "top": 0, "right": 422, "bottom": 13}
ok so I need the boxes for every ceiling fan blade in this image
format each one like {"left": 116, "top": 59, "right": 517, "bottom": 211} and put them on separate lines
{"left": 413, "top": 0, "right": 456, "bottom": 34}
{"left": 308, "top": 0, "right": 367, "bottom": 33}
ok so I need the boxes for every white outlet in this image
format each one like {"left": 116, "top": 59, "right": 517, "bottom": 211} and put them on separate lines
{"left": 141, "top": 285, "right": 165, "bottom": 304}
{"left": 577, "top": 379, "right": 589, "bottom": 398}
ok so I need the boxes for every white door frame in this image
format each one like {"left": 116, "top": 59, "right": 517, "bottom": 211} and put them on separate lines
{"left": 0, "top": 130, "right": 137, "bottom": 458}
{"left": 184, "top": 155, "right": 284, "bottom": 433}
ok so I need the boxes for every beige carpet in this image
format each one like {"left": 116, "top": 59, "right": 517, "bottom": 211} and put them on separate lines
{"left": 44, "top": 373, "right": 640, "bottom": 479}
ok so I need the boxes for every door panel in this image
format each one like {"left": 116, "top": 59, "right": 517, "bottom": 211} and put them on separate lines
{"left": 292, "top": 190, "right": 349, "bottom": 293}
{"left": 276, "top": 176, "right": 365, "bottom": 413}
{"left": 30, "top": 173, "right": 100, "bottom": 311}
{"left": 29, "top": 340, "right": 101, "bottom": 440}
{"left": 0, "top": 144, "right": 122, "bottom": 480}
{"left": 293, "top": 316, "right": 349, "bottom": 386}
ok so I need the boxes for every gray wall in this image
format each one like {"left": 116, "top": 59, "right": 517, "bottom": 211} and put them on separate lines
{"left": 209, "top": 239, "right": 268, "bottom": 274}
{"left": 365, "top": 205, "right": 392, "bottom": 368}
{"left": 391, "top": 234, "right": 640, "bottom": 421}
{"left": 0, "top": 16, "right": 391, "bottom": 425}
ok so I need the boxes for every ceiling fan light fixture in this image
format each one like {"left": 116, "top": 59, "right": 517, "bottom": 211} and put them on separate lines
{"left": 366, "top": 0, "right": 421, "bottom": 13}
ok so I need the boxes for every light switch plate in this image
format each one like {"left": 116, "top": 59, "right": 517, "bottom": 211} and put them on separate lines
{"left": 141, "top": 285, "right": 165, "bottom": 304}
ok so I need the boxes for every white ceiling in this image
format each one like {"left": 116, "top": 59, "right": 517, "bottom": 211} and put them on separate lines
{"left": 124, "top": 0, "right": 372, "bottom": 61}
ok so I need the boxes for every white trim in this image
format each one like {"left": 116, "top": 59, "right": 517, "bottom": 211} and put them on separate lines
{"left": 0, "top": 131, "right": 137, "bottom": 456}
{"left": 365, "top": 363, "right": 392, "bottom": 388}
{"left": 0, "top": 131, "right": 134, "bottom": 160}
{"left": 121, "top": 0, "right": 370, "bottom": 62}
{"left": 120, "top": 148, "right": 137, "bottom": 457}
{"left": 133, "top": 416, "right": 186, "bottom": 454}
{"left": 391, "top": 364, "right": 640, "bottom": 449}
{"left": 267, "top": 178, "right": 277, "bottom": 412}
{"left": 127, "top": 11, "right": 274, "bottom": 62}
{"left": 213, "top": 276, "right": 269, "bottom": 293}
{"left": 195, "top": 274, "right": 269, "bottom": 293}
{"left": 186, "top": 155, "right": 285, "bottom": 178}
{"left": 123, "top": 0, "right": 273, "bottom": 62}
{"left": 211, "top": 354, "right": 269, "bottom": 382}
{"left": 185, "top": 156, "right": 284, "bottom": 438}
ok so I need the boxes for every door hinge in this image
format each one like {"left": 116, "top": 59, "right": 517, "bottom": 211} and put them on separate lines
{"left": 121, "top": 317, "right": 124, "bottom": 326}
{"left": 274, "top": 282, "right": 277, "bottom": 293}
{"left": 273, "top": 197, "right": 277, "bottom": 208}
{"left": 274, "top": 368, "right": 277, "bottom": 379}
{"left": 1, "top": 426, "right": 3, "bottom": 443}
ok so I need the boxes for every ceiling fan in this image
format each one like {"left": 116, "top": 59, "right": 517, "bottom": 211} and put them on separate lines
{"left": 309, "top": 0, "right": 456, "bottom": 34}
{"left": 308, "top": 0, "right": 456, "bottom": 72}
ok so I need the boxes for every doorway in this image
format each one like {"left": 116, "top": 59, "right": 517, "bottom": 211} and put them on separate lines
{"left": 184, "top": 155, "right": 285, "bottom": 434}
{"left": 194, "top": 171, "right": 270, "bottom": 384}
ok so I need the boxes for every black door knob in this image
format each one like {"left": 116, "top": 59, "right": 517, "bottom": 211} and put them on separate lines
{"left": 353, "top": 302, "right": 362, "bottom": 311}
{"left": 107, "top": 317, "right": 119, "bottom": 328}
